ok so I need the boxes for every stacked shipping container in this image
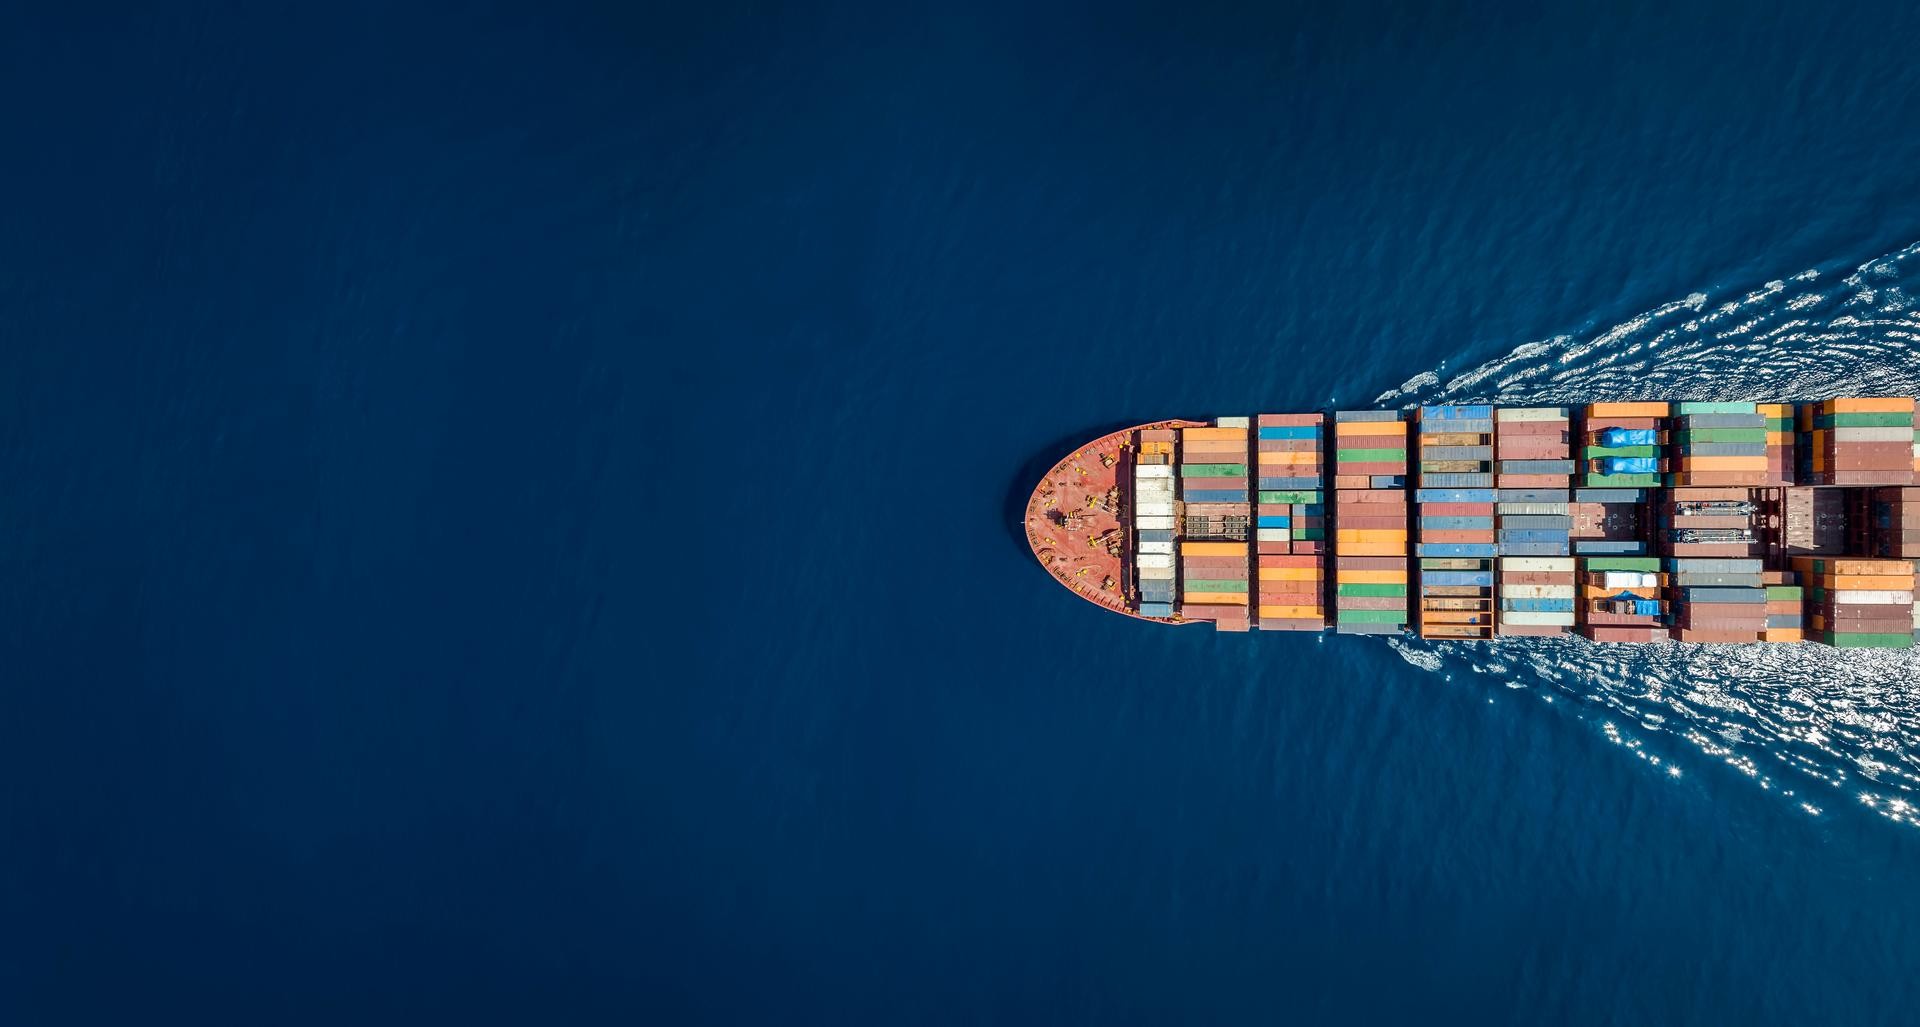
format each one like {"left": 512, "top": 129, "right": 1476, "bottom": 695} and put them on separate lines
{"left": 1865, "top": 487, "right": 1920, "bottom": 642}
{"left": 1760, "top": 402, "right": 1795, "bottom": 485}
{"left": 1131, "top": 428, "right": 1177, "bottom": 617}
{"left": 1255, "top": 413, "right": 1327, "bottom": 630}
{"left": 1583, "top": 402, "right": 1667, "bottom": 487}
{"left": 1416, "top": 406, "right": 1495, "bottom": 640}
{"left": 1494, "top": 406, "right": 1574, "bottom": 489}
{"left": 1762, "top": 569, "right": 1804, "bottom": 643}
{"left": 1668, "top": 402, "right": 1767, "bottom": 487}
{"left": 1669, "top": 558, "right": 1767, "bottom": 643}
{"left": 1579, "top": 556, "right": 1666, "bottom": 642}
{"left": 1793, "top": 557, "right": 1915, "bottom": 648}
{"left": 1333, "top": 411, "right": 1410, "bottom": 634}
{"left": 1499, "top": 557, "right": 1576, "bottom": 636}
{"left": 1800, "top": 397, "right": 1918, "bottom": 485}
{"left": 1177, "top": 420, "right": 1251, "bottom": 630}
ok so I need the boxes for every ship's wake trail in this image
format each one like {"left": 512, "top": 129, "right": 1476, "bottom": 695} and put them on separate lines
{"left": 1380, "top": 239, "right": 1920, "bottom": 828}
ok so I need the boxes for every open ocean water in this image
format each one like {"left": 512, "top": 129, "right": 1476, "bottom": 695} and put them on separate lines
{"left": 7, "top": 2, "right": 1920, "bottom": 1024}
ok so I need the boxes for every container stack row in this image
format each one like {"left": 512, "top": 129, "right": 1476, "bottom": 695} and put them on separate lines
{"left": 1179, "top": 540, "right": 1251, "bottom": 631}
{"left": 1494, "top": 406, "right": 1574, "bottom": 488}
{"left": 1416, "top": 406, "right": 1496, "bottom": 640}
{"left": 1760, "top": 403, "right": 1795, "bottom": 485}
{"left": 1669, "top": 558, "right": 1767, "bottom": 643}
{"left": 1177, "top": 420, "right": 1252, "bottom": 630}
{"left": 1498, "top": 557, "right": 1576, "bottom": 636}
{"left": 1332, "top": 408, "right": 1407, "bottom": 489}
{"left": 1131, "top": 429, "right": 1177, "bottom": 617}
{"left": 1793, "top": 557, "right": 1914, "bottom": 648}
{"left": 1583, "top": 402, "right": 1667, "bottom": 487}
{"left": 1663, "top": 486, "right": 1760, "bottom": 557}
{"left": 1668, "top": 402, "right": 1767, "bottom": 487}
{"left": 1864, "top": 487, "right": 1920, "bottom": 642}
{"left": 1800, "top": 397, "right": 1918, "bottom": 486}
{"left": 1579, "top": 556, "right": 1666, "bottom": 643}
{"left": 1762, "top": 570, "right": 1804, "bottom": 643}
{"left": 1254, "top": 413, "right": 1327, "bottom": 630}
{"left": 1332, "top": 411, "right": 1410, "bottom": 635}
{"left": 1417, "top": 405, "right": 1494, "bottom": 489}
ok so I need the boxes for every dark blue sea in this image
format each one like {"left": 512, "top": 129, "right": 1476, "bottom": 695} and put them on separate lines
{"left": 9, "top": 2, "right": 1920, "bottom": 1023}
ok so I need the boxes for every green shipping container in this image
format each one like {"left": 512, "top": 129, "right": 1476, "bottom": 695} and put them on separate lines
{"left": 1336, "top": 447, "right": 1408, "bottom": 461}
{"left": 1764, "top": 585, "right": 1804, "bottom": 600}
{"left": 1822, "top": 632, "right": 1913, "bottom": 649}
{"left": 1818, "top": 412, "right": 1914, "bottom": 428}
{"left": 1183, "top": 463, "right": 1247, "bottom": 477}
{"left": 1585, "top": 473, "right": 1662, "bottom": 487}
{"left": 1185, "top": 579, "right": 1249, "bottom": 592}
{"left": 1337, "top": 583, "right": 1408, "bottom": 597}
{"left": 1766, "top": 417, "right": 1792, "bottom": 431}
{"left": 1584, "top": 557, "right": 1662, "bottom": 570}
{"left": 1259, "top": 490, "right": 1322, "bottom": 504}
{"left": 1294, "top": 529, "right": 1325, "bottom": 540}
{"left": 1340, "top": 609, "right": 1408, "bottom": 624}
{"left": 1584, "top": 445, "right": 1660, "bottom": 458}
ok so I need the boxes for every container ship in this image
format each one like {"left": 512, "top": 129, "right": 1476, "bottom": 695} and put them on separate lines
{"left": 1023, "top": 399, "right": 1920, "bottom": 646}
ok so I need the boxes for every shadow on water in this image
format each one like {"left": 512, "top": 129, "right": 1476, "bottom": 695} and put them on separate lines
{"left": 1000, "top": 421, "right": 1142, "bottom": 557}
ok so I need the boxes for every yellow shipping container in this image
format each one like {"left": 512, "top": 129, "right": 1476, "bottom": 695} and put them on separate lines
{"left": 1333, "top": 421, "right": 1406, "bottom": 436}
{"left": 1762, "top": 629, "right": 1804, "bottom": 643}
{"left": 1336, "top": 529, "right": 1409, "bottom": 542}
{"left": 1828, "top": 397, "right": 1916, "bottom": 413}
{"left": 1181, "top": 541, "right": 1246, "bottom": 556}
{"left": 1336, "top": 569, "right": 1408, "bottom": 584}
{"left": 1766, "top": 431, "right": 1792, "bottom": 445}
{"left": 1257, "top": 452, "right": 1321, "bottom": 465}
{"left": 1182, "top": 592, "right": 1248, "bottom": 605}
{"left": 1826, "top": 574, "right": 1916, "bottom": 590}
{"left": 1183, "top": 441, "right": 1248, "bottom": 455}
{"left": 1588, "top": 401, "right": 1670, "bottom": 417}
{"left": 1182, "top": 427, "right": 1249, "bottom": 441}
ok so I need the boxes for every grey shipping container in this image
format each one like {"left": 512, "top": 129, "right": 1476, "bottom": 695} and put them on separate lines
{"left": 1575, "top": 489, "right": 1647, "bottom": 503}
{"left": 1497, "top": 515, "right": 1574, "bottom": 530}
{"left": 1335, "top": 410, "right": 1403, "bottom": 422}
{"left": 1424, "top": 473, "right": 1495, "bottom": 487}
{"left": 1498, "top": 489, "right": 1572, "bottom": 502}
{"left": 1498, "top": 460, "right": 1577, "bottom": 474}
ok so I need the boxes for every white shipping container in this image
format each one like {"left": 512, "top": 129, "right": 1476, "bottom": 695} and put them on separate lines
{"left": 1600, "top": 571, "right": 1658, "bottom": 589}
{"left": 1135, "top": 554, "right": 1174, "bottom": 569}
{"left": 1504, "top": 557, "right": 1576, "bottom": 572}
{"left": 1829, "top": 590, "right": 1915, "bottom": 605}
{"left": 1137, "top": 540, "right": 1174, "bottom": 555}
{"left": 1830, "top": 427, "right": 1913, "bottom": 443}
{"left": 1501, "top": 584, "right": 1577, "bottom": 599}
{"left": 1136, "top": 465, "right": 1174, "bottom": 478}
{"left": 1256, "top": 528, "right": 1291, "bottom": 542}
{"left": 1137, "top": 502, "right": 1175, "bottom": 516}
{"left": 1501, "top": 611, "right": 1577, "bottom": 626}
{"left": 1496, "top": 504, "right": 1570, "bottom": 515}
{"left": 1135, "top": 565, "right": 1175, "bottom": 580}
{"left": 1136, "top": 516, "right": 1176, "bottom": 530}
{"left": 1495, "top": 407, "right": 1572, "bottom": 422}
{"left": 1215, "top": 416, "right": 1251, "bottom": 428}
{"left": 1135, "top": 482, "right": 1174, "bottom": 496}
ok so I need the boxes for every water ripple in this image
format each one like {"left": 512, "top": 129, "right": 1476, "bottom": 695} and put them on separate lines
{"left": 1382, "top": 239, "right": 1920, "bottom": 829}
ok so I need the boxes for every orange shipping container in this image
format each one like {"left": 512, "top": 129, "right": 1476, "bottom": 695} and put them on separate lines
{"left": 1588, "top": 402, "right": 1671, "bottom": 417}
{"left": 1828, "top": 397, "right": 1916, "bottom": 413}
{"left": 1333, "top": 421, "right": 1407, "bottom": 436}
